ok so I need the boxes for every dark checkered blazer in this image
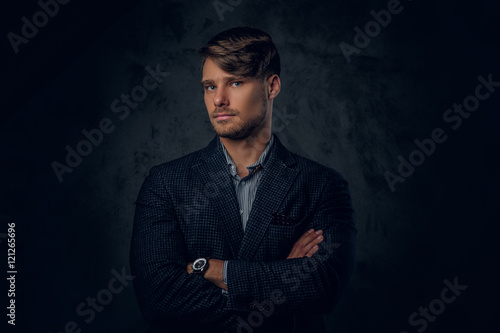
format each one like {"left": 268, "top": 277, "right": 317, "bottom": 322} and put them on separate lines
{"left": 130, "top": 134, "right": 356, "bottom": 333}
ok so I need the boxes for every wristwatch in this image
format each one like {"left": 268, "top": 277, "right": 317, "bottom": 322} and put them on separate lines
{"left": 191, "top": 257, "right": 211, "bottom": 275}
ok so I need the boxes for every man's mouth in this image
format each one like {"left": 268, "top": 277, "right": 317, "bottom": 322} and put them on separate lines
{"left": 214, "top": 114, "right": 235, "bottom": 120}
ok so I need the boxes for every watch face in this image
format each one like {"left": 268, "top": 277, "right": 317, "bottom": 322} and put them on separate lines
{"left": 193, "top": 258, "right": 207, "bottom": 270}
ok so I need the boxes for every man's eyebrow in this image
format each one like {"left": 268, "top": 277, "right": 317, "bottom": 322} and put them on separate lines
{"left": 200, "top": 76, "right": 247, "bottom": 86}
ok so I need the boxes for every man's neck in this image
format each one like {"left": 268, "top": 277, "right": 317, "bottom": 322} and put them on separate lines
{"left": 219, "top": 131, "right": 272, "bottom": 172}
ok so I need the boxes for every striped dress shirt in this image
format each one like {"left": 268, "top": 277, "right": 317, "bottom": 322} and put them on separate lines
{"left": 219, "top": 133, "right": 275, "bottom": 294}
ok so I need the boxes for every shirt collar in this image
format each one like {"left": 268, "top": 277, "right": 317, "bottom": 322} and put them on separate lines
{"left": 219, "top": 134, "right": 274, "bottom": 174}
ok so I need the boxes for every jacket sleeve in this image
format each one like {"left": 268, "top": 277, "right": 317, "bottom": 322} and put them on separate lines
{"left": 129, "top": 165, "right": 241, "bottom": 330}
{"left": 226, "top": 170, "right": 356, "bottom": 315}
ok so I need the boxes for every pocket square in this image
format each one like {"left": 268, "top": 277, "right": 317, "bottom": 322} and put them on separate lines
{"left": 271, "top": 212, "right": 299, "bottom": 226}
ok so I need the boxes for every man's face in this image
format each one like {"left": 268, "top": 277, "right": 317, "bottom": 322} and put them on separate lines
{"left": 201, "top": 58, "right": 268, "bottom": 140}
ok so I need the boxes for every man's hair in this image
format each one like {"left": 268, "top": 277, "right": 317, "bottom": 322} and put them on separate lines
{"left": 198, "top": 27, "right": 280, "bottom": 79}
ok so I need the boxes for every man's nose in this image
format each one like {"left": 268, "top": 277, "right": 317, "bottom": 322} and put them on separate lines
{"left": 214, "top": 87, "right": 228, "bottom": 107}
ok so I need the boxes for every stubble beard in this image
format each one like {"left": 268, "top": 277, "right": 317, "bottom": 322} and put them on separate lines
{"left": 211, "top": 100, "right": 268, "bottom": 140}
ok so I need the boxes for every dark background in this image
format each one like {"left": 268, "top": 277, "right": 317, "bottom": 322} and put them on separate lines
{"left": 1, "top": 0, "right": 499, "bottom": 332}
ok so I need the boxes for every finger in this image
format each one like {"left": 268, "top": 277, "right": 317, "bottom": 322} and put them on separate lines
{"left": 300, "top": 229, "right": 316, "bottom": 241}
{"left": 302, "top": 233, "right": 324, "bottom": 254}
{"left": 297, "top": 229, "right": 320, "bottom": 247}
{"left": 287, "top": 229, "right": 324, "bottom": 259}
{"left": 306, "top": 244, "right": 319, "bottom": 257}
{"left": 290, "top": 230, "right": 322, "bottom": 257}
{"left": 299, "top": 230, "right": 323, "bottom": 250}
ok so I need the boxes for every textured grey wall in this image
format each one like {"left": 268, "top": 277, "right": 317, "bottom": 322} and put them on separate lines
{"left": 1, "top": 0, "right": 499, "bottom": 332}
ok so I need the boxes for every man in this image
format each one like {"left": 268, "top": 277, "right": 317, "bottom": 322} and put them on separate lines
{"left": 130, "top": 27, "right": 356, "bottom": 333}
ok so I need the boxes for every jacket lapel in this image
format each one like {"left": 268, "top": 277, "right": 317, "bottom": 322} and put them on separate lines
{"left": 191, "top": 134, "right": 299, "bottom": 260}
{"left": 237, "top": 135, "right": 299, "bottom": 259}
{"left": 191, "top": 135, "right": 244, "bottom": 258}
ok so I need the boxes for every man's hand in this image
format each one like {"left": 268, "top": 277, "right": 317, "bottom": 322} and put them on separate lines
{"left": 186, "top": 259, "right": 228, "bottom": 290}
{"left": 185, "top": 229, "right": 324, "bottom": 289}
{"left": 287, "top": 229, "right": 324, "bottom": 259}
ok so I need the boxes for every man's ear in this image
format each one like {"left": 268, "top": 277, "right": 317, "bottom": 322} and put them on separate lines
{"left": 267, "top": 74, "right": 281, "bottom": 100}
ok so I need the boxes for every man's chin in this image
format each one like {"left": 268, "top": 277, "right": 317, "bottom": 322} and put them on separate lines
{"left": 217, "top": 132, "right": 249, "bottom": 140}
{"left": 211, "top": 124, "right": 239, "bottom": 139}
{"left": 214, "top": 127, "right": 252, "bottom": 140}
{"left": 212, "top": 120, "right": 263, "bottom": 140}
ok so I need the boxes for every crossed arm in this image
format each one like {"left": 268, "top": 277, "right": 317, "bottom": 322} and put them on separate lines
{"left": 130, "top": 166, "right": 355, "bottom": 329}
{"left": 186, "top": 229, "right": 326, "bottom": 290}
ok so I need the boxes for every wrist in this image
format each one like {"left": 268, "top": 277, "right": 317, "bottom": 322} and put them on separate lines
{"left": 191, "top": 257, "right": 212, "bottom": 275}
{"left": 204, "top": 259, "right": 228, "bottom": 290}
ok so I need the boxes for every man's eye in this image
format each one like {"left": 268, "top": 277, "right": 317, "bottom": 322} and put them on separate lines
{"left": 206, "top": 86, "right": 215, "bottom": 91}
{"left": 232, "top": 82, "right": 242, "bottom": 87}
